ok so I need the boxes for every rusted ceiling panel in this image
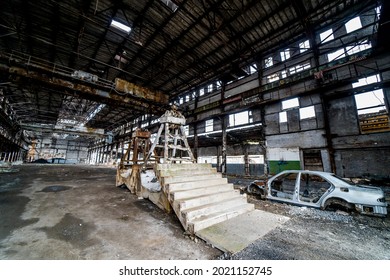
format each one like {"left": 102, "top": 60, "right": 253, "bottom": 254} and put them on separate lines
{"left": 114, "top": 78, "right": 169, "bottom": 104}
{"left": 0, "top": 53, "right": 168, "bottom": 110}
{"left": 0, "top": 0, "right": 376, "bottom": 135}
{"left": 20, "top": 123, "right": 106, "bottom": 138}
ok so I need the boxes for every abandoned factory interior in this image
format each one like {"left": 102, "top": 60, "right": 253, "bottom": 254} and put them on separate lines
{"left": 1, "top": 0, "right": 390, "bottom": 261}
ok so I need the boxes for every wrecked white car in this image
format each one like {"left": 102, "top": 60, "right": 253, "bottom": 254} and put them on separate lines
{"left": 247, "top": 170, "right": 388, "bottom": 217}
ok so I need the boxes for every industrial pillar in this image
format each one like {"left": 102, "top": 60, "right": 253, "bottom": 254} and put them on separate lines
{"left": 193, "top": 123, "right": 198, "bottom": 161}
{"left": 244, "top": 144, "right": 249, "bottom": 176}
{"left": 221, "top": 116, "right": 227, "bottom": 175}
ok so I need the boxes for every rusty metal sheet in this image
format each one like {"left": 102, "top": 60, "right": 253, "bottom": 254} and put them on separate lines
{"left": 132, "top": 129, "right": 151, "bottom": 138}
{"left": 2, "top": 64, "right": 167, "bottom": 113}
{"left": 115, "top": 78, "right": 169, "bottom": 103}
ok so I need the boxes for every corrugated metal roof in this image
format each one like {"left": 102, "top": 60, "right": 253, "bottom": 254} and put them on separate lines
{"left": 0, "top": 0, "right": 377, "bottom": 132}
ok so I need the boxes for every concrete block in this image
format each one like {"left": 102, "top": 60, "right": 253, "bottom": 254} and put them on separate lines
{"left": 188, "top": 203, "right": 255, "bottom": 233}
{"left": 174, "top": 190, "right": 240, "bottom": 211}
{"left": 156, "top": 163, "right": 211, "bottom": 171}
{"left": 167, "top": 178, "right": 228, "bottom": 192}
{"left": 182, "top": 196, "right": 249, "bottom": 221}
{"left": 170, "top": 184, "right": 234, "bottom": 200}
{"left": 158, "top": 168, "right": 217, "bottom": 177}
{"left": 162, "top": 173, "right": 222, "bottom": 184}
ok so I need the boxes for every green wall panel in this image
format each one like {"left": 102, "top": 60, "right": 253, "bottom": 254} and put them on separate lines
{"left": 268, "top": 160, "right": 301, "bottom": 175}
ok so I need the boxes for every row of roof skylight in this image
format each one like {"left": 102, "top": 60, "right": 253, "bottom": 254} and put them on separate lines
{"left": 110, "top": 0, "right": 178, "bottom": 34}
{"left": 110, "top": 19, "right": 131, "bottom": 34}
{"left": 264, "top": 14, "right": 373, "bottom": 69}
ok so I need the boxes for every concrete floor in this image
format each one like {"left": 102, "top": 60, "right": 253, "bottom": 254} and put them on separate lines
{"left": 0, "top": 164, "right": 222, "bottom": 260}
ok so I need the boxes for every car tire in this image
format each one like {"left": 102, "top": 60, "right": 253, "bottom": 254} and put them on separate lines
{"left": 247, "top": 184, "right": 264, "bottom": 197}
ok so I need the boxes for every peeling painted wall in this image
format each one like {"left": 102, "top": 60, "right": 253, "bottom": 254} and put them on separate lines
{"left": 33, "top": 137, "right": 89, "bottom": 164}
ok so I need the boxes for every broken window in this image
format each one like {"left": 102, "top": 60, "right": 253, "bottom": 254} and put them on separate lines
{"left": 352, "top": 74, "right": 380, "bottom": 88}
{"left": 249, "top": 64, "right": 257, "bottom": 74}
{"left": 282, "top": 97, "right": 299, "bottom": 110}
{"left": 346, "top": 40, "right": 372, "bottom": 55}
{"left": 352, "top": 74, "right": 390, "bottom": 133}
{"left": 279, "top": 111, "right": 287, "bottom": 123}
{"left": 299, "top": 106, "right": 316, "bottom": 120}
{"left": 299, "top": 40, "right": 310, "bottom": 53}
{"left": 320, "top": 28, "right": 334, "bottom": 43}
{"left": 345, "top": 16, "right": 362, "bottom": 33}
{"left": 327, "top": 48, "right": 345, "bottom": 62}
{"left": 354, "top": 90, "right": 386, "bottom": 115}
{"left": 229, "top": 111, "right": 251, "bottom": 127}
{"left": 205, "top": 119, "right": 213, "bottom": 132}
{"left": 289, "top": 62, "right": 311, "bottom": 74}
{"left": 199, "top": 88, "right": 205, "bottom": 96}
{"left": 280, "top": 49, "right": 290, "bottom": 61}
{"left": 207, "top": 84, "right": 213, "bottom": 93}
{"left": 279, "top": 98, "right": 301, "bottom": 124}
{"left": 267, "top": 73, "right": 280, "bottom": 83}
{"left": 160, "top": 0, "right": 178, "bottom": 12}
{"left": 264, "top": 57, "right": 273, "bottom": 68}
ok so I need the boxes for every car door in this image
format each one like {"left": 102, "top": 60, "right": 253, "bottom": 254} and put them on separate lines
{"left": 269, "top": 171, "right": 298, "bottom": 202}
{"left": 298, "top": 172, "right": 332, "bottom": 206}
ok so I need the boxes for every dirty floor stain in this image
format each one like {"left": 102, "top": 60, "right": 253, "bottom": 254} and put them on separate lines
{"left": 39, "top": 213, "right": 96, "bottom": 248}
{"left": 0, "top": 193, "right": 39, "bottom": 241}
{"left": 40, "top": 185, "right": 72, "bottom": 192}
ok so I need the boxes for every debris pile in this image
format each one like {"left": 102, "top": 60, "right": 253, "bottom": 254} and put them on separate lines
{"left": 288, "top": 206, "right": 353, "bottom": 223}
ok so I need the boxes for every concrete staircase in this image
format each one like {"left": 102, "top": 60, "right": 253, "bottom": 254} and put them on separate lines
{"left": 155, "top": 163, "right": 255, "bottom": 234}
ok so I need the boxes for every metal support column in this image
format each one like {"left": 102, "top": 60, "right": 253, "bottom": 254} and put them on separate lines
{"left": 221, "top": 116, "right": 227, "bottom": 175}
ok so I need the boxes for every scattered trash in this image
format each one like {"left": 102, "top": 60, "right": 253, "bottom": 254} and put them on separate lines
{"left": 0, "top": 161, "right": 18, "bottom": 173}
{"left": 336, "top": 210, "right": 350, "bottom": 216}
{"left": 288, "top": 206, "right": 354, "bottom": 223}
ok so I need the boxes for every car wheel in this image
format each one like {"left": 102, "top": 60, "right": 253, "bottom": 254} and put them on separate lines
{"left": 324, "top": 198, "right": 354, "bottom": 213}
{"left": 247, "top": 184, "right": 264, "bottom": 197}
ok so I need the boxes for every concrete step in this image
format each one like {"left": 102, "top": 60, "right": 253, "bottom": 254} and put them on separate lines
{"left": 174, "top": 189, "right": 240, "bottom": 212}
{"left": 157, "top": 168, "right": 217, "bottom": 177}
{"left": 181, "top": 196, "right": 249, "bottom": 221}
{"left": 155, "top": 162, "right": 255, "bottom": 235}
{"left": 162, "top": 173, "right": 222, "bottom": 185}
{"left": 188, "top": 203, "right": 255, "bottom": 233}
{"left": 167, "top": 177, "right": 228, "bottom": 192}
{"left": 170, "top": 183, "right": 234, "bottom": 201}
{"left": 156, "top": 163, "right": 212, "bottom": 171}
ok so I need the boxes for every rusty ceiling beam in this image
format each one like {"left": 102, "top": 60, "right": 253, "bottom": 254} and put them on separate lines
{"left": 122, "top": 0, "right": 191, "bottom": 81}
{"left": 19, "top": 123, "right": 106, "bottom": 138}
{"left": 0, "top": 54, "right": 169, "bottom": 114}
